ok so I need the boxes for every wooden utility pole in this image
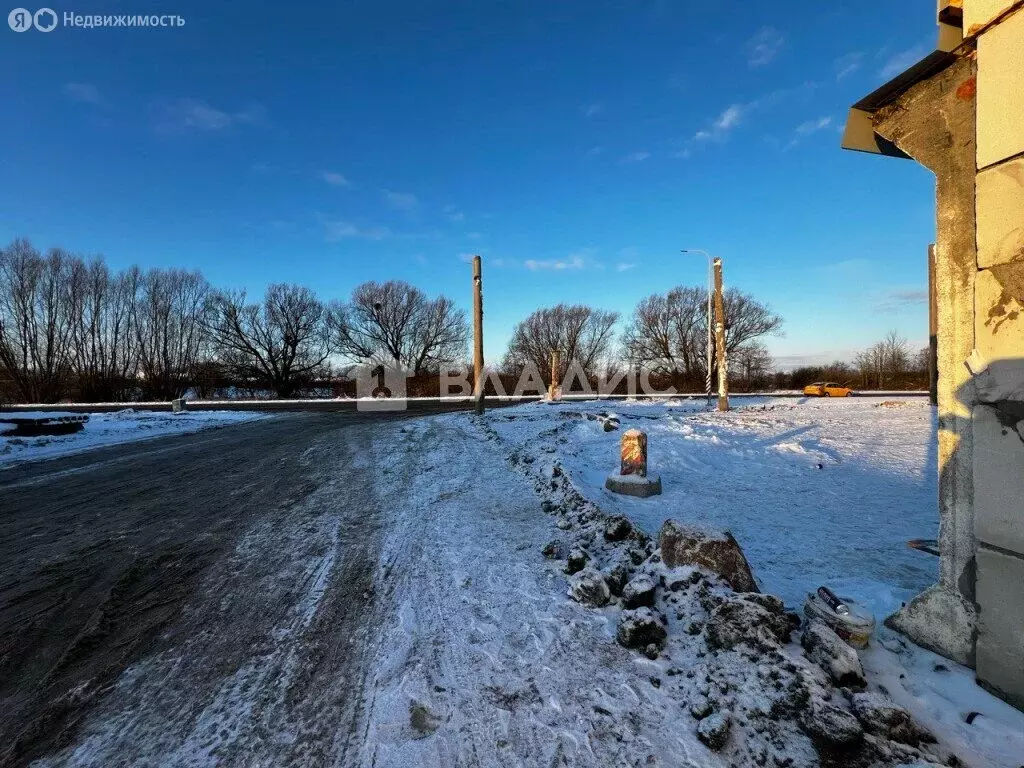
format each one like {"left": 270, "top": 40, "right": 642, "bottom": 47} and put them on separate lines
{"left": 472, "top": 255, "right": 485, "bottom": 415}
{"left": 549, "top": 349, "right": 561, "bottom": 401}
{"left": 713, "top": 257, "right": 729, "bottom": 412}
{"left": 927, "top": 244, "right": 938, "bottom": 406}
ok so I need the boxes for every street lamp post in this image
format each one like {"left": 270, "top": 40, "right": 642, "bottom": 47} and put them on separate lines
{"left": 682, "top": 249, "right": 714, "bottom": 409}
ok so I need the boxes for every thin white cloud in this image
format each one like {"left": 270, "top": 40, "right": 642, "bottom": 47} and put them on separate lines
{"left": 154, "top": 99, "right": 268, "bottom": 133}
{"left": 747, "top": 27, "right": 785, "bottom": 67}
{"left": 616, "top": 262, "right": 637, "bottom": 272}
{"left": 63, "top": 82, "right": 101, "bottom": 104}
{"left": 582, "top": 103, "right": 603, "bottom": 118}
{"left": 715, "top": 104, "right": 744, "bottom": 130}
{"left": 319, "top": 170, "right": 350, "bottom": 187}
{"left": 586, "top": 145, "right": 605, "bottom": 157}
{"left": 621, "top": 151, "right": 651, "bottom": 163}
{"left": 879, "top": 45, "right": 928, "bottom": 79}
{"left": 382, "top": 190, "right": 419, "bottom": 210}
{"left": 443, "top": 204, "right": 465, "bottom": 222}
{"left": 796, "top": 116, "right": 832, "bottom": 135}
{"left": 323, "top": 220, "right": 391, "bottom": 242}
{"left": 876, "top": 288, "right": 928, "bottom": 313}
{"left": 524, "top": 254, "right": 588, "bottom": 271}
{"left": 785, "top": 116, "right": 833, "bottom": 150}
{"left": 693, "top": 104, "right": 745, "bottom": 143}
{"left": 834, "top": 52, "right": 864, "bottom": 81}
{"left": 466, "top": 232, "right": 482, "bottom": 240}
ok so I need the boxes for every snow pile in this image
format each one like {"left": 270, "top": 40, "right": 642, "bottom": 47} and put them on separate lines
{"left": 477, "top": 412, "right": 953, "bottom": 766}
{"left": 0, "top": 409, "right": 269, "bottom": 467}
{"left": 477, "top": 397, "right": 1024, "bottom": 767}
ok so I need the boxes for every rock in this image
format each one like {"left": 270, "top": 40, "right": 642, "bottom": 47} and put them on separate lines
{"left": 801, "top": 621, "right": 866, "bottom": 688}
{"left": 603, "top": 419, "right": 620, "bottom": 432}
{"left": 565, "top": 548, "right": 588, "bottom": 574}
{"left": 604, "top": 515, "right": 633, "bottom": 541}
{"left": 616, "top": 608, "right": 667, "bottom": 650}
{"left": 696, "top": 712, "right": 731, "bottom": 750}
{"left": 622, "top": 575, "right": 656, "bottom": 609}
{"left": 542, "top": 539, "right": 566, "bottom": 559}
{"left": 541, "top": 500, "right": 557, "bottom": 514}
{"left": 604, "top": 563, "right": 630, "bottom": 597}
{"left": 643, "top": 643, "right": 661, "bottom": 660}
{"left": 659, "top": 520, "right": 759, "bottom": 593}
{"left": 850, "top": 692, "right": 933, "bottom": 746}
{"left": 706, "top": 593, "right": 793, "bottom": 652}
{"left": 689, "top": 695, "right": 713, "bottom": 719}
{"left": 568, "top": 567, "right": 611, "bottom": 607}
{"left": 801, "top": 698, "right": 864, "bottom": 747}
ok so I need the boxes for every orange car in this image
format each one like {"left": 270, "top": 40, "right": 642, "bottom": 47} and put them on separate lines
{"left": 803, "top": 382, "right": 853, "bottom": 398}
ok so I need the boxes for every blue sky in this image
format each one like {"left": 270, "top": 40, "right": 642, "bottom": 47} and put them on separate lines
{"left": 1, "top": 0, "right": 939, "bottom": 368}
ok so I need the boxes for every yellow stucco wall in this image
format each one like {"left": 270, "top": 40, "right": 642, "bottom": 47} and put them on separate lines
{"left": 964, "top": 0, "right": 1018, "bottom": 33}
{"left": 976, "top": 7, "right": 1024, "bottom": 169}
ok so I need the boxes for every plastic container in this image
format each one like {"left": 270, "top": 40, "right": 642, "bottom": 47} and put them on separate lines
{"left": 803, "top": 591, "right": 876, "bottom": 649}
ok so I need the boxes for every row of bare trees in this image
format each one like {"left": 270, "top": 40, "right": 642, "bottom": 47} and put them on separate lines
{"left": 2, "top": 236, "right": 795, "bottom": 403}
{"left": 776, "top": 332, "right": 928, "bottom": 391}
{"left": 500, "top": 286, "right": 783, "bottom": 392}
{"left": 0, "top": 239, "right": 469, "bottom": 402}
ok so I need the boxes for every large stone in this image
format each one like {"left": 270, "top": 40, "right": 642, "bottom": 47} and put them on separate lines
{"left": 565, "top": 548, "right": 588, "bottom": 575}
{"left": 604, "top": 515, "right": 633, "bottom": 542}
{"left": 622, "top": 575, "right": 656, "bottom": 609}
{"left": 800, "top": 698, "right": 864, "bottom": 747}
{"left": 850, "top": 692, "right": 933, "bottom": 746}
{"left": 801, "top": 621, "right": 866, "bottom": 689}
{"left": 568, "top": 567, "right": 611, "bottom": 607}
{"left": 659, "top": 520, "right": 758, "bottom": 593}
{"left": 696, "top": 712, "right": 731, "bottom": 751}
{"left": 616, "top": 608, "right": 667, "bottom": 650}
{"left": 706, "top": 593, "right": 792, "bottom": 652}
{"left": 884, "top": 585, "right": 977, "bottom": 668}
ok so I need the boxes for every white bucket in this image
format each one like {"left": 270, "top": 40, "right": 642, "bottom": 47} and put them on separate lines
{"left": 803, "top": 592, "right": 876, "bottom": 649}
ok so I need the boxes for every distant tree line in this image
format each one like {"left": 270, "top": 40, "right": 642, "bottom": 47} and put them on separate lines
{"left": 1, "top": 237, "right": 928, "bottom": 404}
{"left": 775, "top": 332, "right": 929, "bottom": 391}
{"left": 0, "top": 238, "right": 468, "bottom": 403}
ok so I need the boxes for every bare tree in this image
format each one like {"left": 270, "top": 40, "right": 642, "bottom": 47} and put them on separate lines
{"left": 623, "top": 285, "right": 782, "bottom": 388}
{"left": 503, "top": 304, "right": 619, "bottom": 384}
{"left": 733, "top": 342, "right": 774, "bottom": 391}
{"left": 621, "top": 287, "right": 705, "bottom": 388}
{"left": 0, "top": 239, "right": 76, "bottom": 402}
{"left": 331, "top": 281, "right": 468, "bottom": 373}
{"left": 67, "top": 258, "right": 139, "bottom": 401}
{"left": 207, "top": 284, "right": 333, "bottom": 398}
{"left": 853, "top": 331, "right": 912, "bottom": 390}
{"left": 134, "top": 268, "right": 210, "bottom": 399}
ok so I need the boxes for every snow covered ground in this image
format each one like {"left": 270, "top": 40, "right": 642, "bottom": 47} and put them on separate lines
{"left": 23, "top": 397, "right": 1023, "bottom": 767}
{"left": 0, "top": 409, "right": 269, "bottom": 467}
{"left": 477, "top": 395, "right": 1024, "bottom": 767}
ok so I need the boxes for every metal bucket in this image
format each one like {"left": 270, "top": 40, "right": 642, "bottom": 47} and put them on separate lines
{"left": 803, "top": 592, "right": 876, "bottom": 649}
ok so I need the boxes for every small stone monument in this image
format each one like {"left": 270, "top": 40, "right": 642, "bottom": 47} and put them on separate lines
{"left": 605, "top": 428, "right": 662, "bottom": 498}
